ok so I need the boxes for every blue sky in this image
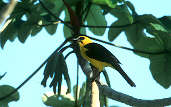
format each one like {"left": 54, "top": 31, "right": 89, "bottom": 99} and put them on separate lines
{"left": 0, "top": 0, "right": 171, "bottom": 107}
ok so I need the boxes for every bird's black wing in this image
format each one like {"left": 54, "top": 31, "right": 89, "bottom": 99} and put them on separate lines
{"left": 84, "top": 43, "right": 121, "bottom": 64}
{"left": 84, "top": 43, "right": 136, "bottom": 87}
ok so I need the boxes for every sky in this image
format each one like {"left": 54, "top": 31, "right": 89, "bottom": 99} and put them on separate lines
{"left": 0, "top": 0, "right": 171, "bottom": 107}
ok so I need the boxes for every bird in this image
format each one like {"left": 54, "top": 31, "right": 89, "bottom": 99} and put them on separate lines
{"left": 74, "top": 36, "right": 136, "bottom": 87}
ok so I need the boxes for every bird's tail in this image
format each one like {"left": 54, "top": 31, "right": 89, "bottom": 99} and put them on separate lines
{"left": 111, "top": 64, "right": 136, "bottom": 87}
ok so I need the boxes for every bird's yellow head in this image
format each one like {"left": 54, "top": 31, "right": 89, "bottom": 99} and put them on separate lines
{"left": 74, "top": 36, "right": 93, "bottom": 47}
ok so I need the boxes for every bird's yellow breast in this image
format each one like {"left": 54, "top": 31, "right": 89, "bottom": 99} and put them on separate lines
{"left": 80, "top": 47, "right": 109, "bottom": 72}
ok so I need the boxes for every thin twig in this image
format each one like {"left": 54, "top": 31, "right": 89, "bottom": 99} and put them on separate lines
{"left": 37, "top": 21, "right": 61, "bottom": 27}
{"left": 64, "top": 50, "right": 74, "bottom": 60}
{"left": 59, "top": 44, "right": 72, "bottom": 53}
{"left": 0, "top": 37, "right": 73, "bottom": 101}
{"left": 75, "top": 59, "right": 79, "bottom": 107}
{"left": 80, "top": 21, "right": 138, "bottom": 29}
{"left": 99, "top": 84, "right": 171, "bottom": 107}
{"left": 80, "top": 34, "right": 169, "bottom": 55}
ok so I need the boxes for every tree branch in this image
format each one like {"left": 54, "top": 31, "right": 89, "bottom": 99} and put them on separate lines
{"left": 0, "top": 0, "right": 17, "bottom": 25}
{"left": 99, "top": 84, "right": 171, "bottom": 107}
{"left": 91, "top": 81, "right": 100, "bottom": 107}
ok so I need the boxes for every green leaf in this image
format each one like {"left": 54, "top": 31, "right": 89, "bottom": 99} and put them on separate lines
{"left": 64, "top": 0, "right": 82, "bottom": 6}
{"left": 159, "top": 16, "right": 171, "bottom": 32}
{"left": 42, "top": 0, "right": 64, "bottom": 35}
{"left": 43, "top": 0, "right": 64, "bottom": 14}
{"left": 86, "top": 5, "right": 107, "bottom": 36}
{"left": 124, "top": 20, "right": 171, "bottom": 88}
{"left": 79, "top": 82, "right": 86, "bottom": 100}
{"left": 145, "top": 23, "right": 168, "bottom": 49}
{"left": 41, "top": 52, "right": 69, "bottom": 94}
{"left": 45, "top": 24, "right": 58, "bottom": 35}
{"left": 108, "top": 20, "right": 122, "bottom": 41}
{"left": 125, "top": 23, "right": 165, "bottom": 57}
{"left": 110, "top": 4, "right": 133, "bottom": 24}
{"left": 125, "top": 1, "right": 137, "bottom": 16}
{"left": 63, "top": 10, "right": 73, "bottom": 38}
{"left": 17, "top": 21, "right": 32, "bottom": 43}
{"left": 0, "top": 85, "right": 19, "bottom": 106}
{"left": 0, "top": 19, "right": 17, "bottom": 48}
{"left": 136, "top": 14, "right": 162, "bottom": 27}
{"left": 92, "top": 0, "right": 117, "bottom": 8}
{"left": 31, "top": 25, "right": 42, "bottom": 36}
{"left": 42, "top": 90, "right": 75, "bottom": 107}
{"left": 149, "top": 53, "right": 171, "bottom": 88}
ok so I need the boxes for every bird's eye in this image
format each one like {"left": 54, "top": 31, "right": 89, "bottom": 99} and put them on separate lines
{"left": 79, "top": 37, "right": 85, "bottom": 40}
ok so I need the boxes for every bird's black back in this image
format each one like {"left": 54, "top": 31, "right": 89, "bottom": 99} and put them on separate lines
{"left": 84, "top": 43, "right": 121, "bottom": 64}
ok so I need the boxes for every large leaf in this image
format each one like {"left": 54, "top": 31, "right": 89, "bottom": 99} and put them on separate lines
{"left": 86, "top": 5, "right": 107, "bottom": 36}
{"left": 149, "top": 53, "right": 171, "bottom": 88}
{"left": 41, "top": 52, "right": 70, "bottom": 94}
{"left": 124, "top": 15, "right": 171, "bottom": 88}
{"left": 0, "top": 85, "right": 19, "bottom": 106}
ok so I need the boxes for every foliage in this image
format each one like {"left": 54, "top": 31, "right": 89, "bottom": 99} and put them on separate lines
{"left": 1, "top": 0, "right": 171, "bottom": 106}
{"left": 41, "top": 52, "right": 71, "bottom": 94}
{"left": 0, "top": 85, "right": 19, "bottom": 106}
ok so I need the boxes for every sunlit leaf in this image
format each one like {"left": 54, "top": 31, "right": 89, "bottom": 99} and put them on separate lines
{"left": 159, "top": 16, "right": 171, "bottom": 32}
{"left": 92, "top": 0, "right": 117, "bottom": 8}
{"left": 86, "top": 5, "right": 107, "bottom": 36}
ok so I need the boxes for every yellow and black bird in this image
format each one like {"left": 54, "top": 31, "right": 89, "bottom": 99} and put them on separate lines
{"left": 74, "top": 36, "right": 136, "bottom": 87}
